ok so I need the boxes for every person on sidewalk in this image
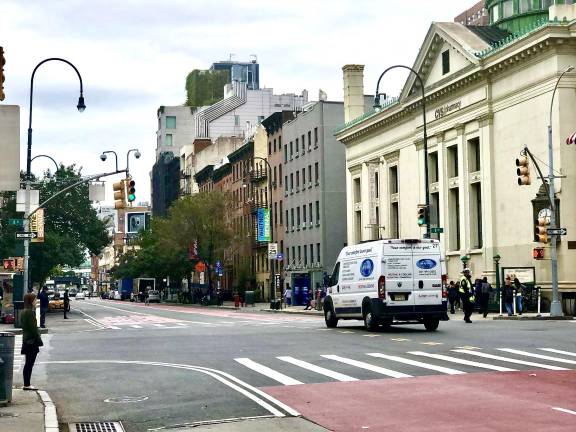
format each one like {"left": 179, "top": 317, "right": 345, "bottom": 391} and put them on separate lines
{"left": 37, "top": 286, "right": 49, "bottom": 328}
{"left": 63, "top": 289, "right": 70, "bottom": 319}
{"left": 479, "top": 277, "right": 492, "bottom": 318}
{"left": 459, "top": 268, "right": 475, "bottom": 323}
{"left": 21, "top": 292, "right": 43, "bottom": 391}
{"left": 514, "top": 277, "right": 525, "bottom": 315}
{"left": 503, "top": 276, "right": 514, "bottom": 316}
{"left": 448, "top": 281, "right": 458, "bottom": 314}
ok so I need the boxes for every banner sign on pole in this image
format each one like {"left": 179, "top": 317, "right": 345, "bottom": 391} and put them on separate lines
{"left": 268, "top": 243, "right": 278, "bottom": 259}
{"left": 257, "top": 208, "right": 271, "bottom": 242}
{"left": 31, "top": 208, "right": 45, "bottom": 243}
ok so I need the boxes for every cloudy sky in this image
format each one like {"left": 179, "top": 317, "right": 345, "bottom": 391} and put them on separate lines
{"left": 1, "top": 0, "right": 469, "bottom": 204}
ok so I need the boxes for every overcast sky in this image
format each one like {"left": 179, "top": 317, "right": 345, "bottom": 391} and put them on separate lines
{"left": 1, "top": 0, "right": 469, "bottom": 204}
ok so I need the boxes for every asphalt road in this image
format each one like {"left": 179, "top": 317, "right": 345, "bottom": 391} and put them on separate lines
{"left": 23, "top": 298, "right": 576, "bottom": 431}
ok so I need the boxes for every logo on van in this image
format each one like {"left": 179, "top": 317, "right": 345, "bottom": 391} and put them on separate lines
{"left": 360, "top": 259, "right": 374, "bottom": 277}
{"left": 416, "top": 259, "right": 437, "bottom": 270}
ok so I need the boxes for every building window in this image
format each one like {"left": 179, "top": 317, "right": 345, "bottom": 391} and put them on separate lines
{"left": 166, "top": 116, "right": 176, "bottom": 129}
{"left": 165, "top": 134, "right": 173, "bottom": 146}
{"left": 314, "top": 127, "right": 318, "bottom": 148}
{"left": 316, "top": 243, "right": 321, "bottom": 263}
{"left": 431, "top": 192, "right": 440, "bottom": 240}
{"left": 295, "top": 139, "right": 299, "bottom": 157}
{"left": 290, "top": 174, "right": 294, "bottom": 192}
{"left": 310, "top": 244, "right": 314, "bottom": 263}
{"left": 314, "top": 162, "right": 319, "bottom": 185}
{"left": 490, "top": 4, "right": 500, "bottom": 23}
{"left": 291, "top": 208, "right": 294, "bottom": 230}
{"left": 468, "top": 137, "right": 481, "bottom": 172}
{"left": 279, "top": 165, "right": 283, "bottom": 185}
{"left": 470, "top": 183, "right": 483, "bottom": 249}
{"left": 308, "top": 131, "right": 312, "bottom": 151}
{"left": 296, "top": 171, "right": 300, "bottom": 191}
{"left": 284, "top": 145, "right": 288, "bottom": 163}
{"left": 290, "top": 141, "right": 293, "bottom": 160}
{"left": 298, "top": 246, "right": 301, "bottom": 263}
{"left": 274, "top": 202, "right": 278, "bottom": 226}
{"left": 442, "top": 50, "right": 450, "bottom": 75}
{"left": 301, "top": 134, "right": 306, "bottom": 154}
{"left": 285, "top": 209, "right": 288, "bottom": 229}
{"left": 375, "top": 171, "right": 380, "bottom": 199}
{"left": 389, "top": 166, "right": 398, "bottom": 194}
{"left": 297, "top": 207, "right": 301, "bottom": 227}
{"left": 284, "top": 176, "right": 288, "bottom": 194}
{"left": 390, "top": 202, "right": 399, "bottom": 239}
{"left": 309, "top": 203, "right": 313, "bottom": 226}
{"left": 428, "top": 152, "right": 439, "bottom": 183}
{"left": 273, "top": 166, "right": 277, "bottom": 188}
{"left": 308, "top": 165, "right": 312, "bottom": 187}
{"left": 303, "top": 204, "right": 307, "bottom": 224}
{"left": 302, "top": 168, "right": 306, "bottom": 185}
{"left": 502, "top": 0, "right": 513, "bottom": 18}
{"left": 315, "top": 200, "right": 320, "bottom": 225}
{"left": 447, "top": 145, "right": 459, "bottom": 178}
{"left": 273, "top": 138, "right": 277, "bottom": 153}
{"left": 449, "top": 188, "right": 461, "bottom": 251}
{"left": 520, "top": 0, "right": 532, "bottom": 13}
{"left": 280, "top": 201, "right": 283, "bottom": 225}
{"left": 304, "top": 245, "right": 307, "bottom": 266}
{"left": 268, "top": 141, "right": 272, "bottom": 155}
{"left": 234, "top": 115, "right": 240, "bottom": 126}
{"left": 292, "top": 247, "right": 295, "bottom": 263}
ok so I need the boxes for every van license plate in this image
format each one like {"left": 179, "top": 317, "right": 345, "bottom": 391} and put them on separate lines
{"left": 393, "top": 295, "right": 405, "bottom": 301}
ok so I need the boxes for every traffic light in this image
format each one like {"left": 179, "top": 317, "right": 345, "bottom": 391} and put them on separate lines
{"left": 516, "top": 156, "right": 531, "bottom": 186}
{"left": 0, "top": 46, "right": 5, "bottom": 101}
{"left": 113, "top": 179, "right": 126, "bottom": 209}
{"left": 417, "top": 204, "right": 428, "bottom": 227}
{"left": 535, "top": 217, "right": 549, "bottom": 244}
{"left": 533, "top": 247, "right": 545, "bottom": 260}
{"left": 127, "top": 178, "right": 136, "bottom": 203}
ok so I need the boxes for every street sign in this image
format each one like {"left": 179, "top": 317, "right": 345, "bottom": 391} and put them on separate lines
{"left": 546, "top": 227, "right": 567, "bottom": 236}
{"left": 268, "top": 242, "right": 278, "bottom": 259}
{"left": 31, "top": 208, "right": 45, "bottom": 243}
{"left": 215, "top": 261, "right": 223, "bottom": 277}
{"left": 431, "top": 227, "right": 444, "bottom": 234}
{"left": 16, "top": 232, "right": 37, "bottom": 239}
{"left": 276, "top": 253, "right": 284, "bottom": 261}
{"left": 8, "top": 219, "right": 24, "bottom": 226}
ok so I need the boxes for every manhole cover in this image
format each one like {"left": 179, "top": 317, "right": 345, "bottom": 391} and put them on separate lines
{"left": 0, "top": 412, "right": 18, "bottom": 418}
{"left": 68, "top": 422, "right": 125, "bottom": 432}
{"left": 103, "top": 395, "right": 149, "bottom": 403}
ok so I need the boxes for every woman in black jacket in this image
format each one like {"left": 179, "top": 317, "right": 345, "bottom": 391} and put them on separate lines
{"left": 21, "top": 292, "right": 43, "bottom": 390}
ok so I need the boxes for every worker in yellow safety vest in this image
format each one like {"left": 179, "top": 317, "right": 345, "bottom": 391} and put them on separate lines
{"left": 459, "top": 268, "right": 475, "bottom": 323}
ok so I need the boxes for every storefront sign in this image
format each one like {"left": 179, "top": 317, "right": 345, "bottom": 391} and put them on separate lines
{"left": 434, "top": 101, "right": 462, "bottom": 119}
{"left": 257, "top": 208, "right": 271, "bottom": 242}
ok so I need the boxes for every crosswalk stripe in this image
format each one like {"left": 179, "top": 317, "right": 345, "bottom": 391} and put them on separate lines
{"left": 408, "top": 351, "right": 517, "bottom": 372}
{"left": 321, "top": 355, "right": 411, "bottom": 378}
{"left": 452, "top": 350, "right": 569, "bottom": 371}
{"left": 152, "top": 324, "right": 165, "bottom": 327}
{"left": 277, "top": 356, "right": 359, "bottom": 382}
{"left": 498, "top": 348, "right": 576, "bottom": 365}
{"left": 234, "top": 358, "right": 303, "bottom": 386}
{"left": 367, "top": 353, "right": 465, "bottom": 375}
{"left": 539, "top": 348, "right": 576, "bottom": 358}
{"left": 130, "top": 325, "right": 142, "bottom": 328}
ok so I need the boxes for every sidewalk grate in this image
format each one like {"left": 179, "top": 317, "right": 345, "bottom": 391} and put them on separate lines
{"left": 68, "top": 422, "right": 125, "bottom": 432}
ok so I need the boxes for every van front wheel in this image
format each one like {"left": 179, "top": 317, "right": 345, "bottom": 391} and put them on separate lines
{"left": 325, "top": 306, "right": 338, "bottom": 328}
{"left": 364, "top": 309, "right": 379, "bottom": 332}
{"left": 424, "top": 318, "right": 439, "bottom": 331}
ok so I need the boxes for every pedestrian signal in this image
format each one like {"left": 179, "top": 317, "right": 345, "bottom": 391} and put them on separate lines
{"left": 533, "top": 247, "right": 545, "bottom": 260}
{"left": 516, "top": 156, "right": 531, "bottom": 186}
{"left": 113, "top": 180, "right": 126, "bottom": 209}
{"left": 417, "top": 205, "right": 428, "bottom": 227}
{"left": 535, "top": 217, "right": 549, "bottom": 244}
{"left": 127, "top": 178, "right": 136, "bottom": 203}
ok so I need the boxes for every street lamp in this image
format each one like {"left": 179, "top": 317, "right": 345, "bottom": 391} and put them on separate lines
{"left": 547, "top": 66, "right": 573, "bottom": 317}
{"left": 460, "top": 254, "right": 471, "bottom": 270}
{"left": 251, "top": 156, "right": 276, "bottom": 304}
{"left": 23, "top": 58, "right": 85, "bottom": 293}
{"left": 493, "top": 253, "right": 501, "bottom": 295}
{"left": 31, "top": 154, "right": 59, "bottom": 173}
{"left": 374, "top": 65, "right": 430, "bottom": 239}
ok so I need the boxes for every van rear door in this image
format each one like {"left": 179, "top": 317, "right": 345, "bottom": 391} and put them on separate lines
{"left": 411, "top": 241, "right": 443, "bottom": 307}
{"left": 382, "top": 242, "right": 415, "bottom": 309}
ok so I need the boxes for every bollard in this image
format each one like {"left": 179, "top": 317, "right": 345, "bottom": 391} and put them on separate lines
{"left": 537, "top": 287, "right": 541, "bottom": 316}
{"left": 513, "top": 289, "right": 517, "bottom": 315}
{"left": 499, "top": 290, "right": 503, "bottom": 316}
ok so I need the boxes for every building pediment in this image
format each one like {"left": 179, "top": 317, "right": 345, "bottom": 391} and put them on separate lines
{"left": 401, "top": 22, "right": 491, "bottom": 100}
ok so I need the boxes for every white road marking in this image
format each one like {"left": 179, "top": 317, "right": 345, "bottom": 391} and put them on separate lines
{"left": 539, "top": 348, "right": 576, "bottom": 358}
{"left": 321, "top": 355, "right": 411, "bottom": 378}
{"left": 130, "top": 325, "right": 143, "bottom": 329}
{"left": 367, "top": 353, "right": 465, "bottom": 375}
{"left": 235, "top": 358, "right": 303, "bottom": 386}
{"left": 37, "top": 359, "right": 297, "bottom": 417}
{"left": 390, "top": 338, "right": 410, "bottom": 342}
{"left": 452, "top": 350, "right": 569, "bottom": 371}
{"left": 408, "top": 351, "right": 517, "bottom": 372}
{"left": 498, "top": 348, "right": 576, "bottom": 365}
{"left": 152, "top": 324, "right": 165, "bottom": 327}
{"left": 277, "top": 356, "right": 359, "bottom": 382}
{"left": 75, "top": 308, "right": 116, "bottom": 329}
{"left": 552, "top": 407, "right": 576, "bottom": 416}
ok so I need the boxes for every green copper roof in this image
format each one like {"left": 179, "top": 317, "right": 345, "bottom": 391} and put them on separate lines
{"left": 485, "top": 0, "right": 560, "bottom": 33}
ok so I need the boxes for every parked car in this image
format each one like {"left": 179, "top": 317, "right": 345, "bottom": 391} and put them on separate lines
{"left": 69, "top": 288, "right": 78, "bottom": 297}
{"left": 147, "top": 290, "right": 160, "bottom": 303}
{"left": 75, "top": 292, "right": 85, "bottom": 300}
{"left": 101, "top": 292, "right": 109, "bottom": 299}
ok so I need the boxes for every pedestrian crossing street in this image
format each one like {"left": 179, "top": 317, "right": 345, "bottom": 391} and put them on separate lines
{"left": 232, "top": 346, "right": 576, "bottom": 387}
{"left": 85, "top": 315, "right": 321, "bottom": 331}
{"left": 13, "top": 335, "right": 23, "bottom": 372}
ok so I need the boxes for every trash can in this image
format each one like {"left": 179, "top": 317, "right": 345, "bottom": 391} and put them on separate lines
{"left": 269, "top": 299, "right": 281, "bottom": 310}
{"left": 561, "top": 292, "right": 576, "bottom": 316}
{"left": 0, "top": 333, "right": 15, "bottom": 404}
{"left": 245, "top": 291, "right": 255, "bottom": 306}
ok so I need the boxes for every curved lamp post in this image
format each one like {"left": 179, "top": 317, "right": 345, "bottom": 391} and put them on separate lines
{"left": 23, "top": 58, "right": 85, "bottom": 293}
{"left": 374, "top": 65, "right": 430, "bottom": 239}
{"left": 31, "top": 154, "right": 59, "bottom": 173}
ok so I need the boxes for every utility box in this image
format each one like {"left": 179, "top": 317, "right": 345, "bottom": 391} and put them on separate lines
{"left": 0, "top": 333, "right": 15, "bottom": 405}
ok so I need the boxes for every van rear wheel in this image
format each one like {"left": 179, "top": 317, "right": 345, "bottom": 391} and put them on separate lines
{"left": 364, "top": 309, "right": 379, "bottom": 332}
{"left": 424, "top": 318, "right": 439, "bottom": 331}
{"left": 325, "top": 306, "right": 338, "bottom": 328}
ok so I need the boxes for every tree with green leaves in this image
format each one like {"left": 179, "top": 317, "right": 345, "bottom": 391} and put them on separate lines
{"left": 0, "top": 165, "right": 110, "bottom": 285}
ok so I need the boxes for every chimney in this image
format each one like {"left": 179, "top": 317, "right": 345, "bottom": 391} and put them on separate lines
{"left": 343, "top": 64, "right": 365, "bottom": 123}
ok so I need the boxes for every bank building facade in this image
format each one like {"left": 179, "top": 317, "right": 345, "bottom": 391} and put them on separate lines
{"left": 335, "top": 3, "right": 576, "bottom": 308}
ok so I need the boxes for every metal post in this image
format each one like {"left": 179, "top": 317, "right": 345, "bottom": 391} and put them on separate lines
{"left": 537, "top": 287, "right": 542, "bottom": 316}
{"left": 499, "top": 290, "right": 503, "bottom": 317}
{"left": 513, "top": 289, "right": 517, "bottom": 316}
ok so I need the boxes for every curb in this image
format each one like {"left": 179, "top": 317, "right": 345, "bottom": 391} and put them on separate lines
{"left": 259, "top": 309, "right": 323, "bottom": 317}
{"left": 37, "top": 390, "right": 58, "bottom": 432}
{"left": 492, "top": 316, "right": 574, "bottom": 321}
{"left": 0, "top": 328, "right": 49, "bottom": 335}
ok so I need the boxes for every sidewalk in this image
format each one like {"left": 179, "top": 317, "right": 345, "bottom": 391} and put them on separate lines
{"left": 0, "top": 389, "right": 45, "bottom": 432}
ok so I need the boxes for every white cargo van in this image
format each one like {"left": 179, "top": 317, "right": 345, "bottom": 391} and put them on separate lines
{"left": 324, "top": 239, "right": 448, "bottom": 331}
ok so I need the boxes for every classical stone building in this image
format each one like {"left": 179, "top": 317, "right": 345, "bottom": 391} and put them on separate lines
{"left": 335, "top": 4, "right": 576, "bottom": 304}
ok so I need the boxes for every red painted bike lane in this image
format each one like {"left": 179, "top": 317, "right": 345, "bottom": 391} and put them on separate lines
{"left": 263, "top": 370, "right": 576, "bottom": 432}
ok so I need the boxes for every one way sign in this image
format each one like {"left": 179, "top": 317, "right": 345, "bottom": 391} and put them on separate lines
{"left": 16, "top": 232, "right": 37, "bottom": 239}
{"left": 547, "top": 228, "right": 567, "bottom": 236}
